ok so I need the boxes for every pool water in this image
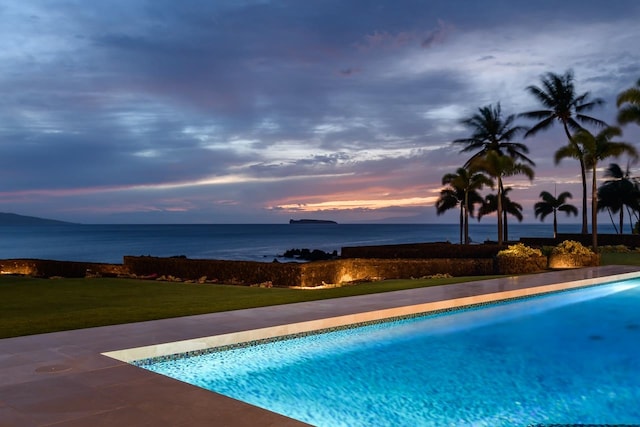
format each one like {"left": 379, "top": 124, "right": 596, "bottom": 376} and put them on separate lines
{"left": 137, "top": 281, "right": 640, "bottom": 426}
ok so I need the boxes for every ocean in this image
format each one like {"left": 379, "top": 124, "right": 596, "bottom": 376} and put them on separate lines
{"left": 0, "top": 223, "right": 619, "bottom": 264}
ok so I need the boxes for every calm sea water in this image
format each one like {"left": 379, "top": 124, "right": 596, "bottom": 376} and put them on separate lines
{"left": 0, "top": 222, "right": 615, "bottom": 264}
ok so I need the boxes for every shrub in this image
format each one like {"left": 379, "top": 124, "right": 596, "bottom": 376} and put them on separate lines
{"left": 497, "top": 243, "right": 543, "bottom": 259}
{"left": 496, "top": 244, "right": 546, "bottom": 275}
{"left": 551, "top": 240, "right": 594, "bottom": 256}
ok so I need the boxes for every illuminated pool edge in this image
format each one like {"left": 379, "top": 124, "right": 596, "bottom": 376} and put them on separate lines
{"left": 102, "top": 270, "right": 640, "bottom": 364}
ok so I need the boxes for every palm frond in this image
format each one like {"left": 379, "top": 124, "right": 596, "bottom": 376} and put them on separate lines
{"left": 616, "top": 84, "right": 640, "bottom": 107}
{"left": 576, "top": 114, "right": 608, "bottom": 128}
{"left": 558, "top": 204, "right": 578, "bottom": 216}
{"left": 617, "top": 105, "right": 640, "bottom": 126}
{"left": 523, "top": 116, "right": 555, "bottom": 137}
{"left": 556, "top": 191, "right": 574, "bottom": 204}
{"left": 604, "top": 163, "right": 625, "bottom": 179}
{"left": 554, "top": 144, "right": 581, "bottom": 164}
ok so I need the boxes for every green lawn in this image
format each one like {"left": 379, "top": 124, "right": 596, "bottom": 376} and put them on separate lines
{"left": 600, "top": 251, "right": 640, "bottom": 266}
{"left": 2, "top": 251, "right": 638, "bottom": 339}
{"left": 0, "top": 274, "right": 496, "bottom": 339}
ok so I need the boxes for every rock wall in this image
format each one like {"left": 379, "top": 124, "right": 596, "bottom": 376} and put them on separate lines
{"left": 123, "top": 256, "right": 301, "bottom": 287}
{"left": 341, "top": 242, "right": 504, "bottom": 259}
{"left": 124, "top": 256, "right": 494, "bottom": 287}
{"left": 0, "top": 256, "right": 495, "bottom": 287}
{"left": 5, "top": 244, "right": 600, "bottom": 287}
{"left": 0, "top": 259, "right": 127, "bottom": 277}
{"left": 298, "top": 258, "right": 494, "bottom": 287}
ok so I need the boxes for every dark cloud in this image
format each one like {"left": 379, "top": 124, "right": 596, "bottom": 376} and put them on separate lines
{"left": 0, "top": 0, "right": 639, "bottom": 223}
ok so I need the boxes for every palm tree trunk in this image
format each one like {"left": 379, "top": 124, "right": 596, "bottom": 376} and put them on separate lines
{"left": 503, "top": 209, "right": 508, "bottom": 243}
{"left": 620, "top": 208, "right": 624, "bottom": 235}
{"left": 632, "top": 208, "right": 640, "bottom": 233}
{"left": 627, "top": 206, "right": 636, "bottom": 234}
{"left": 464, "top": 191, "right": 470, "bottom": 244}
{"left": 497, "top": 177, "right": 504, "bottom": 245}
{"left": 579, "top": 158, "right": 589, "bottom": 234}
{"left": 459, "top": 204, "right": 463, "bottom": 245}
{"left": 563, "top": 123, "right": 588, "bottom": 234}
{"left": 553, "top": 210, "right": 558, "bottom": 239}
{"left": 607, "top": 209, "right": 619, "bottom": 234}
{"left": 592, "top": 164, "right": 598, "bottom": 250}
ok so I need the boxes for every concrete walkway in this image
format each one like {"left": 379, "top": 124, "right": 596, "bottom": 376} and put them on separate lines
{"left": 1, "top": 266, "right": 639, "bottom": 426}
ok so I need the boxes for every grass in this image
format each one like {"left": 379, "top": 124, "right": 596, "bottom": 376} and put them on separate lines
{"left": 2, "top": 250, "right": 638, "bottom": 339}
{"left": 0, "top": 274, "right": 498, "bottom": 339}
{"left": 600, "top": 252, "right": 640, "bottom": 266}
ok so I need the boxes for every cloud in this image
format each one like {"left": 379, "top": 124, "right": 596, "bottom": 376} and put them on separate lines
{"left": 0, "top": 0, "right": 639, "bottom": 224}
{"left": 421, "top": 20, "right": 454, "bottom": 48}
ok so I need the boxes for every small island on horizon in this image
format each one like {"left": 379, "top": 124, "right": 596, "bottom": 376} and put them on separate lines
{"left": 289, "top": 219, "right": 338, "bottom": 224}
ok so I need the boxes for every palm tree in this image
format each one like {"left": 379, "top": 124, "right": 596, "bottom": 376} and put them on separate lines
{"left": 454, "top": 103, "right": 534, "bottom": 166}
{"left": 617, "top": 78, "right": 640, "bottom": 126}
{"left": 478, "top": 187, "right": 524, "bottom": 243}
{"left": 597, "top": 163, "right": 640, "bottom": 234}
{"left": 534, "top": 190, "right": 578, "bottom": 238}
{"left": 471, "top": 151, "right": 534, "bottom": 244}
{"left": 454, "top": 103, "right": 535, "bottom": 245}
{"left": 440, "top": 167, "right": 492, "bottom": 244}
{"left": 520, "top": 70, "right": 607, "bottom": 234}
{"left": 573, "top": 127, "right": 638, "bottom": 249}
{"left": 436, "top": 167, "right": 490, "bottom": 244}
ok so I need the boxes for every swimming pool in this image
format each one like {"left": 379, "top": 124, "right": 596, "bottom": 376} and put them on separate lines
{"left": 133, "top": 280, "right": 640, "bottom": 426}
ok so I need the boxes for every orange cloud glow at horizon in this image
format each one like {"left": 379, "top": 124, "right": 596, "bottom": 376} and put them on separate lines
{"left": 273, "top": 196, "right": 440, "bottom": 212}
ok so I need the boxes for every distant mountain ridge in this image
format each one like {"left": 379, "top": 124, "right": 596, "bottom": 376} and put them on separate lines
{"left": 0, "top": 212, "right": 74, "bottom": 225}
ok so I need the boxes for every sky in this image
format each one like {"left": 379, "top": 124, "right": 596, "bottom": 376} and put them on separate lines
{"left": 1, "top": 0, "right": 639, "bottom": 224}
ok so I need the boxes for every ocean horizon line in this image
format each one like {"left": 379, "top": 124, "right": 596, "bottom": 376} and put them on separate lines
{"left": 0, "top": 223, "right": 623, "bottom": 264}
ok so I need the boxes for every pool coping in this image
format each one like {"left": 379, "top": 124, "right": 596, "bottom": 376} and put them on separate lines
{"left": 2, "top": 265, "right": 640, "bottom": 426}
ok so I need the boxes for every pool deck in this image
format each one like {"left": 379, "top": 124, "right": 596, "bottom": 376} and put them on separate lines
{"left": 2, "top": 265, "right": 640, "bottom": 426}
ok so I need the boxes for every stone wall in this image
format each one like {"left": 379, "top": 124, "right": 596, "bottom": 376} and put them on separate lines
{"left": 124, "top": 256, "right": 494, "bottom": 287}
{"left": 4, "top": 239, "right": 602, "bottom": 286}
{"left": 298, "top": 258, "right": 495, "bottom": 287}
{"left": 0, "top": 259, "right": 128, "bottom": 277}
{"left": 0, "top": 255, "right": 495, "bottom": 287}
{"left": 123, "top": 256, "right": 301, "bottom": 287}
{"left": 341, "top": 242, "right": 503, "bottom": 259}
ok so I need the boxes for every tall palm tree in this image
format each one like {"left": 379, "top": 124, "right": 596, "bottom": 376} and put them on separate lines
{"left": 471, "top": 151, "right": 534, "bottom": 244}
{"left": 574, "top": 127, "right": 638, "bottom": 249}
{"left": 617, "top": 78, "right": 640, "bottom": 126}
{"left": 534, "top": 190, "right": 578, "bottom": 238}
{"left": 454, "top": 103, "right": 535, "bottom": 245}
{"left": 478, "top": 187, "right": 524, "bottom": 243}
{"left": 440, "top": 167, "right": 492, "bottom": 244}
{"left": 520, "top": 70, "right": 607, "bottom": 234}
{"left": 597, "top": 163, "right": 640, "bottom": 234}
{"left": 454, "top": 103, "right": 534, "bottom": 166}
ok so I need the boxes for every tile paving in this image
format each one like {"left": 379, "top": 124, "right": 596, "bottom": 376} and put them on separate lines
{"left": 1, "top": 265, "right": 639, "bottom": 426}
